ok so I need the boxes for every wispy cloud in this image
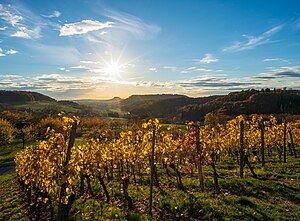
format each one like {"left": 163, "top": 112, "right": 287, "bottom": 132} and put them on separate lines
{"left": 42, "top": 10, "right": 61, "bottom": 18}
{"left": 0, "top": 74, "right": 23, "bottom": 80}
{"left": 0, "top": 4, "right": 23, "bottom": 26}
{"left": 196, "top": 68, "right": 213, "bottom": 72}
{"left": 223, "top": 25, "right": 284, "bottom": 52}
{"left": 59, "top": 20, "right": 113, "bottom": 36}
{"left": 294, "top": 18, "right": 300, "bottom": 30}
{"left": 0, "top": 3, "right": 47, "bottom": 40}
{"left": 80, "top": 60, "right": 100, "bottom": 64}
{"left": 70, "top": 65, "right": 87, "bottom": 69}
{"left": 0, "top": 73, "right": 135, "bottom": 96}
{"left": 254, "top": 66, "right": 300, "bottom": 79}
{"left": 29, "top": 43, "right": 81, "bottom": 64}
{"left": 196, "top": 53, "right": 219, "bottom": 64}
{"left": 163, "top": 66, "right": 178, "bottom": 71}
{"left": 0, "top": 26, "right": 7, "bottom": 30}
{"left": 136, "top": 76, "right": 260, "bottom": 94}
{"left": 104, "top": 8, "right": 160, "bottom": 39}
{"left": 179, "top": 77, "right": 259, "bottom": 88}
{"left": 263, "top": 58, "right": 290, "bottom": 63}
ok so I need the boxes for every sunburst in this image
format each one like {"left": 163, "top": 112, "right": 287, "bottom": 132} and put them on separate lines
{"left": 103, "top": 61, "right": 123, "bottom": 80}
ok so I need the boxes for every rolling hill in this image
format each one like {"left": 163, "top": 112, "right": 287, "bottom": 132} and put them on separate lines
{"left": 2, "top": 89, "right": 300, "bottom": 120}
{"left": 0, "top": 90, "right": 55, "bottom": 104}
{"left": 0, "top": 90, "right": 84, "bottom": 113}
{"left": 118, "top": 94, "right": 222, "bottom": 118}
{"left": 180, "top": 89, "right": 300, "bottom": 121}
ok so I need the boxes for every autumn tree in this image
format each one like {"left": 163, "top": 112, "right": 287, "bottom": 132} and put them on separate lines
{"left": 0, "top": 118, "right": 16, "bottom": 145}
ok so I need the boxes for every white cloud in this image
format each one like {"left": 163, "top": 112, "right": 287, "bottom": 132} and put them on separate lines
{"left": 149, "top": 67, "right": 158, "bottom": 72}
{"left": 6, "top": 49, "right": 18, "bottom": 55}
{"left": 59, "top": 20, "right": 113, "bottom": 36}
{"left": 11, "top": 30, "right": 30, "bottom": 38}
{"left": 0, "top": 48, "right": 18, "bottom": 56}
{"left": 10, "top": 26, "right": 41, "bottom": 39}
{"left": 0, "top": 26, "right": 7, "bottom": 30}
{"left": 223, "top": 25, "right": 284, "bottom": 52}
{"left": 197, "top": 53, "right": 219, "bottom": 64}
{"left": 0, "top": 4, "right": 23, "bottom": 26}
{"left": 80, "top": 60, "right": 100, "bottom": 64}
{"left": 70, "top": 65, "right": 87, "bottom": 69}
{"left": 197, "top": 68, "right": 213, "bottom": 72}
{"left": 43, "top": 10, "right": 61, "bottom": 18}
{"left": 0, "top": 48, "right": 5, "bottom": 56}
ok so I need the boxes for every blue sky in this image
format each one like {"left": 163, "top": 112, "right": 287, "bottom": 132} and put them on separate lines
{"left": 0, "top": 0, "right": 300, "bottom": 99}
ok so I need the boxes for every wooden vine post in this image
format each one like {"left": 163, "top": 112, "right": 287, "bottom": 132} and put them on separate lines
{"left": 260, "top": 119, "right": 265, "bottom": 167}
{"left": 283, "top": 120, "right": 287, "bottom": 163}
{"left": 289, "top": 130, "right": 297, "bottom": 158}
{"left": 149, "top": 126, "right": 156, "bottom": 217}
{"left": 239, "top": 120, "right": 245, "bottom": 178}
{"left": 57, "top": 122, "right": 77, "bottom": 221}
{"left": 195, "top": 125, "right": 205, "bottom": 192}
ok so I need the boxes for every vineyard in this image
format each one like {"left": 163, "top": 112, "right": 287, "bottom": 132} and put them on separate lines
{"left": 6, "top": 113, "right": 298, "bottom": 220}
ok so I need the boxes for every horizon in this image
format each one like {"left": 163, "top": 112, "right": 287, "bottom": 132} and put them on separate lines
{"left": 1, "top": 0, "right": 300, "bottom": 99}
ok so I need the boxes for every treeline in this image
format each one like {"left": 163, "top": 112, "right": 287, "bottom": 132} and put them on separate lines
{"left": 180, "top": 89, "right": 300, "bottom": 121}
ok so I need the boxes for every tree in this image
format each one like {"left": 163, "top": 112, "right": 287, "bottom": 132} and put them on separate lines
{"left": 0, "top": 118, "right": 16, "bottom": 145}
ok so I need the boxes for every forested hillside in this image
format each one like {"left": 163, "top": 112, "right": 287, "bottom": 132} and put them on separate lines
{"left": 180, "top": 89, "right": 300, "bottom": 121}
{"left": 0, "top": 90, "right": 56, "bottom": 104}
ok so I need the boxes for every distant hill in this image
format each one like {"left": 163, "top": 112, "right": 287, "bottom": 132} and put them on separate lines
{"left": 0, "top": 90, "right": 86, "bottom": 114}
{"left": 180, "top": 89, "right": 300, "bottom": 121}
{"left": 2, "top": 89, "right": 300, "bottom": 120}
{"left": 119, "top": 94, "right": 186, "bottom": 111}
{"left": 0, "top": 90, "right": 56, "bottom": 104}
{"left": 119, "top": 94, "right": 222, "bottom": 118}
{"left": 75, "top": 97, "right": 122, "bottom": 105}
{"left": 74, "top": 97, "right": 123, "bottom": 117}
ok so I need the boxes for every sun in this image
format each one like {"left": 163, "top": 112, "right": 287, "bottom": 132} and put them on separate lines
{"left": 103, "top": 61, "right": 123, "bottom": 80}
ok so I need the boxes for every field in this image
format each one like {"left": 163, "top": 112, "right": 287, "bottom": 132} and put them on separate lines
{"left": 10, "top": 102, "right": 80, "bottom": 113}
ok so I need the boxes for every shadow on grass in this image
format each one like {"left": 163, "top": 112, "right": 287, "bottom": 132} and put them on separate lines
{"left": 220, "top": 177, "right": 300, "bottom": 205}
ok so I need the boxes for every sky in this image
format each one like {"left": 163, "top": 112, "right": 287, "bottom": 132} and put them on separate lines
{"left": 0, "top": 0, "right": 300, "bottom": 99}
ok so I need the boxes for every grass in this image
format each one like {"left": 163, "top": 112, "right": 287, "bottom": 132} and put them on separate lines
{"left": 12, "top": 101, "right": 79, "bottom": 112}
{"left": 1, "top": 139, "right": 299, "bottom": 220}
{"left": 0, "top": 173, "right": 28, "bottom": 221}
{"left": 0, "top": 139, "right": 36, "bottom": 167}
{"left": 65, "top": 154, "right": 300, "bottom": 221}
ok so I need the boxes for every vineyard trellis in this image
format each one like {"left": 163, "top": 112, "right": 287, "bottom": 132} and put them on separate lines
{"left": 15, "top": 113, "right": 299, "bottom": 220}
